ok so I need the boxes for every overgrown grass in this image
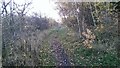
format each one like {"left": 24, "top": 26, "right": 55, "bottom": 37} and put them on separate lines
{"left": 3, "top": 25, "right": 120, "bottom": 66}
{"left": 40, "top": 25, "right": 120, "bottom": 66}
{"left": 74, "top": 46, "right": 120, "bottom": 66}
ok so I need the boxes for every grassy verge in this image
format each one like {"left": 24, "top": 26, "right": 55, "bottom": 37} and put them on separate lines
{"left": 41, "top": 26, "right": 120, "bottom": 66}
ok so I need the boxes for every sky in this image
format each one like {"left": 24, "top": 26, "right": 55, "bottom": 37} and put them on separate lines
{"left": 29, "top": 0, "right": 61, "bottom": 22}
{"left": 3, "top": 0, "right": 61, "bottom": 22}
{"left": 2, "top": 0, "right": 118, "bottom": 22}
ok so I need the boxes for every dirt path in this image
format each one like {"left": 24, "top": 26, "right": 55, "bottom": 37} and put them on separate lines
{"left": 50, "top": 37, "right": 71, "bottom": 66}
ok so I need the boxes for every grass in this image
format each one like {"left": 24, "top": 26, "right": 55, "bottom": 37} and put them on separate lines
{"left": 2, "top": 25, "right": 120, "bottom": 66}
{"left": 40, "top": 25, "right": 120, "bottom": 66}
{"left": 40, "top": 26, "right": 84, "bottom": 65}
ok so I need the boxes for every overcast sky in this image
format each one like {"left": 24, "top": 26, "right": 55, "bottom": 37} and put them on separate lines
{"left": 29, "top": 0, "right": 61, "bottom": 21}
{"left": 2, "top": 0, "right": 61, "bottom": 22}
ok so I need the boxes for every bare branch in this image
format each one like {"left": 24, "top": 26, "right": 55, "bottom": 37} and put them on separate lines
{"left": 13, "top": 1, "right": 32, "bottom": 16}
{"left": 1, "top": 0, "right": 11, "bottom": 14}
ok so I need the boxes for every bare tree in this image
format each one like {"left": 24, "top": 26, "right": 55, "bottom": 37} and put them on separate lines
{"left": 1, "top": 0, "right": 11, "bottom": 15}
{"left": 14, "top": 2, "right": 32, "bottom": 17}
{"left": 13, "top": 1, "right": 32, "bottom": 33}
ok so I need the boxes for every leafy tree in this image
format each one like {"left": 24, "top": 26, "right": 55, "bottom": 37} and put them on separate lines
{"left": 56, "top": 2, "right": 95, "bottom": 39}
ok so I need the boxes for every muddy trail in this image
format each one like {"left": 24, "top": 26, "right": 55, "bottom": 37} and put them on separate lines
{"left": 50, "top": 36, "right": 71, "bottom": 66}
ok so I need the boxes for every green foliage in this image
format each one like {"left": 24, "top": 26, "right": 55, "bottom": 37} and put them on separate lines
{"left": 74, "top": 46, "right": 120, "bottom": 66}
